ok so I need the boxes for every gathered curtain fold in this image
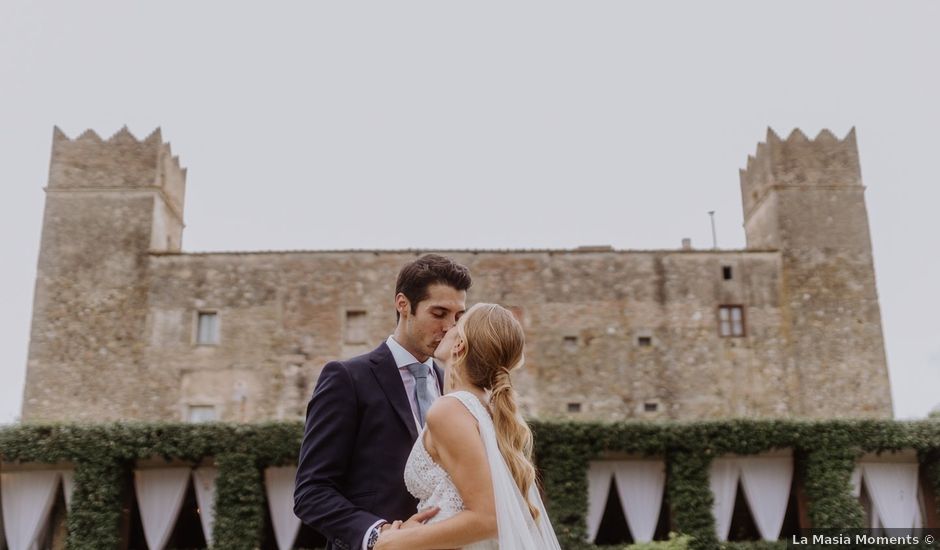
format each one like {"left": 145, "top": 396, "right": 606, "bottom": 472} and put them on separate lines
{"left": 0, "top": 470, "right": 61, "bottom": 550}
{"left": 858, "top": 462, "right": 920, "bottom": 531}
{"left": 134, "top": 468, "right": 191, "bottom": 550}
{"left": 738, "top": 456, "right": 793, "bottom": 541}
{"left": 708, "top": 458, "right": 740, "bottom": 542}
{"left": 193, "top": 467, "right": 219, "bottom": 545}
{"left": 585, "top": 462, "right": 617, "bottom": 542}
{"left": 850, "top": 466, "right": 863, "bottom": 498}
{"left": 265, "top": 466, "right": 301, "bottom": 550}
{"left": 612, "top": 460, "right": 666, "bottom": 543}
{"left": 586, "top": 460, "right": 666, "bottom": 543}
{"left": 709, "top": 454, "right": 793, "bottom": 541}
{"left": 58, "top": 470, "right": 74, "bottom": 510}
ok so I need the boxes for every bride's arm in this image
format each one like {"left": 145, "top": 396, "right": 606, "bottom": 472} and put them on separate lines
{"left": 375, "top": 397, "right": 496, "bottom": 550}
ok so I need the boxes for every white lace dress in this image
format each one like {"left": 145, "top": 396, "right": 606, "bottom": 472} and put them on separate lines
{"left": 403, "top": 391, "right": 499, "bottom": 550}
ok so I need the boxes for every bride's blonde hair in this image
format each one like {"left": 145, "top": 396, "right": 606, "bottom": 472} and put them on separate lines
{"left": 448, "top": 303, "right": 539, "bottom": 519}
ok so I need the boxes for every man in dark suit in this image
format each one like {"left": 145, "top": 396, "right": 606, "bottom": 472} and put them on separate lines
{"left": 294, "top": 254, "right": 472, "bottom": 550}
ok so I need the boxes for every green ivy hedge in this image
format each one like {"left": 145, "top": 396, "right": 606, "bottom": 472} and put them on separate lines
{"left": 1, "top": 419, "right": 938, "bottom": 550}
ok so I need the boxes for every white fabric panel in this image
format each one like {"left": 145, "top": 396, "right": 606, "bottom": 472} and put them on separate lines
{"left": 134, "top": 468, "right": 191, "bottom": 550}
{"left": 708, "top": 458, "right": 739, "bottom": 542}
{"left": 860, "top": 469, "right": 883, "bottom": 529}
{"left": 612, "top": 460, "right": 665, "bottom": 543}
{"left": 861, "top": 463, "right": 919, "bottom": 531}
{"left": 193, "top": 467, "right": 219, "bottom": 545}
{"left": 739, "top": 456, "right": 793, "bottom": 541}
{"left": 265, "top": 467, "right": 301, "bottom": 550}
{"left": 850, "top": 466, "right": 862, "bottom": 498}
{"left": 59, "top": 470, "right": 75, "bottom": 510}
{"left": 0, "top": 493, "right": 6, "bottom": 550}
{"left": 586, "top": 462, "right": 616, "bottom": 542}
{"left": 1, "top": 470, "right": 61, "bottom": 550}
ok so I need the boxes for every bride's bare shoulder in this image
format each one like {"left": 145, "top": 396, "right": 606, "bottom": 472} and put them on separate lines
{"left": 426, "top": 394, "right": 477, "bottom": 434}
{"left": 426, "top": 395, "right": 486, "bottom": 465}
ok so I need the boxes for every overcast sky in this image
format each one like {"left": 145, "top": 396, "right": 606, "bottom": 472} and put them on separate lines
{"left": 1, "top": 1, "right": 938, "bottom": 423}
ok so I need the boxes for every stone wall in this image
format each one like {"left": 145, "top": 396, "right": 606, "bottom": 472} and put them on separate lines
{"left": 138, "top": 249, "right": 790, "bottom": 422}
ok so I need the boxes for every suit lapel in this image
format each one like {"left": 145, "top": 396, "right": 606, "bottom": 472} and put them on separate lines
{"left": 369, "top": 343, "right": 419, "bottom": 441}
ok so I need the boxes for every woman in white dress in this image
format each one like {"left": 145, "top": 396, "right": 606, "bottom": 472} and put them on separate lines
{"left": 375, "top": 303, "right": 561, "bottom": 550}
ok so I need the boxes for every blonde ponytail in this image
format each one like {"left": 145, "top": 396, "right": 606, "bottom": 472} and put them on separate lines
{"left": 490, "top": 364, "right": 539, "bottom": 520}
{"left": 451, "top": 303, "right": 540, "bottom": 520}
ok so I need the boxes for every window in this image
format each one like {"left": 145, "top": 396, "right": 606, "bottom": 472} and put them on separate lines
{"left": 637, "top": 336, "right": 653, "bottom": 347}
{"left": 196, "top": 312, "right": 219, "bottom": 345}
{"left": 563, "top": 336, "right": 578, "bottom": 352}
{"left": 722, "top": 266, "right": 733, "bottom": 280}
{"left": 567, "top": 402, "right": 582, "bottom": 413}
{"left": 345, "top": 310, "right": 368, "bottom": 344}
{"left": 187, "top": 405, "right": 217, "bottom": 423}
{"left": 644, "top": 402, "right": 659, "bottom": 412}
{"left": 719, "top": 305, "right": 745, "bottom": 337}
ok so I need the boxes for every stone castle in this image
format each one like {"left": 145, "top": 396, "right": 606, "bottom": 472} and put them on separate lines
{"left": 20, "top": 126, "right": 892, "bottom": 423}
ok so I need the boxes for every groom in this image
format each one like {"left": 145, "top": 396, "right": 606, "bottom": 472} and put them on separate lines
{"left": 294, "top": 254, "right": 471, "bottom": 550}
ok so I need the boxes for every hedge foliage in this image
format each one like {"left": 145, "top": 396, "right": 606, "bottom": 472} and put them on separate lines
{"left": 1, "top": 419, "right": 938, "bottom": 550}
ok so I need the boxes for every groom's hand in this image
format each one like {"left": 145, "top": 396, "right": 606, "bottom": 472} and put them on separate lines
{"left": 402, "top": 506, "right": 439, "bottom": 529}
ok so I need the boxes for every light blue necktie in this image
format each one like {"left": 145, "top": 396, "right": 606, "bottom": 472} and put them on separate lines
{"left": 406, "top": 362, "right": 433, "bottom": 427}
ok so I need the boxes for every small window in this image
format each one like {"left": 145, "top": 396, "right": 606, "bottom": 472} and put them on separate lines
{"left": 637, "top": 336, "right": 653, "bottom": 347}
{"left": 196, "top": 312, "right": 219, "bottom": 345}
{"left": 563, "top": 336, "right": 578, "bottom": 352}
{"left": 345, "top": 310, "right": 368, "bottom": 344}
{"left": 718, "top": 305, "right": 745, "bottom": 337}
{"left": 187, "top": 405, "right": 218, "bottom": 423}
{"left": 722, "top": 266, "right": 733, "bottom": 280}
{"left": 644, "top": 402, "right": 659, "bottom": 412}
{"left": 567, "top": 402, "right": 582, "bottom": 413}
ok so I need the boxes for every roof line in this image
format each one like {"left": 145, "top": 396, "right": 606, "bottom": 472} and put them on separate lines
{"left": 150, "top": 247, "right": 780, "bottom": 257}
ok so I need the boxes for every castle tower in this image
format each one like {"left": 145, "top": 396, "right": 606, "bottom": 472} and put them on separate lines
{"left": 21, "top": 127, "right": 186, "bottom": 421}
{"left": 740, "top": 128, "right": 892, "bottom": 417}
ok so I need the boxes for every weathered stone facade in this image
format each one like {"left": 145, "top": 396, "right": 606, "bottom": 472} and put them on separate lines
{"left": 20, "top": 127, "right": 893, "bottom": 423}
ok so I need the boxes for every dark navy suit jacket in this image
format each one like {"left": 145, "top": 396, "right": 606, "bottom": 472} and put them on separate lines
{"left": 294, "top": 342, "right": 444, "bottom": 550}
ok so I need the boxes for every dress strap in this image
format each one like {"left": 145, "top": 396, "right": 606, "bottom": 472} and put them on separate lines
{"left": 442, "top": 391, "right": 490, "bottom": 422}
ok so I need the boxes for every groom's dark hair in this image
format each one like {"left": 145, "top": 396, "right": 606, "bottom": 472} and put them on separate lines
{"left": 395, "top": 254, "right": 472, "bottom": 320}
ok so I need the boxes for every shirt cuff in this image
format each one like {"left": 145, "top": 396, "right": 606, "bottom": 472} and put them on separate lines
{"left": 362, "top": 519, "right": 386, "bottom": 550}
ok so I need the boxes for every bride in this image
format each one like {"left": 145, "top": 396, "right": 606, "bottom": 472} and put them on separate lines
{"left": 375, "top": 303, "right": 561, "bottom": 550}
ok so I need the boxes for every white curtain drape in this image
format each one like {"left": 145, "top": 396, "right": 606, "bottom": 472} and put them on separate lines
{"left": 0, "top": 470, "right": 61, "bottom": 550}
{"left": 853, "top": 465, "right": 884, "bottom": 528}
{"left": 0, "top": 493, "right": 6, "bottom": 550}
{"left": 193, "top": 467, "right": 219, "bottom": 546}
{"left": 860, "top": 463, "right": 919, "bottom": 531}
{"left": 612, "top": 461, "right": 666, "bottom": 543}
{"left": 850, "top": 466, "right": 863, "bottom": 498}
{"left": 265, "top": 467, "right": 301, "bottom": 550}
{"left": 739, "top": 456, "right": 793, "bottom": 541}
{"left": 134, "top": 468, "right": 191, "bottom": 550}
{"left": 586, "top": 462, "right": 616, "bottom": 542}
{"left": 59, "top": 470, "right": 74, "bottom": 510}
{"left": 709, "top": 458, "right": 740, "bottom": 542}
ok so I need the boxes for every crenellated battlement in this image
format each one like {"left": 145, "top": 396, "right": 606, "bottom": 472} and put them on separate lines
{"left": 739, "top": 128, "right": 861, "bottom": 220}
{"left": 49, "top": 126, "right": 186, "bottom": 218}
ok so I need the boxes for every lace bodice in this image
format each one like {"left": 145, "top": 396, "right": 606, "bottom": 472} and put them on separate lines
{"left": 403, "top": 391, "right": 498, "bottom": 550}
